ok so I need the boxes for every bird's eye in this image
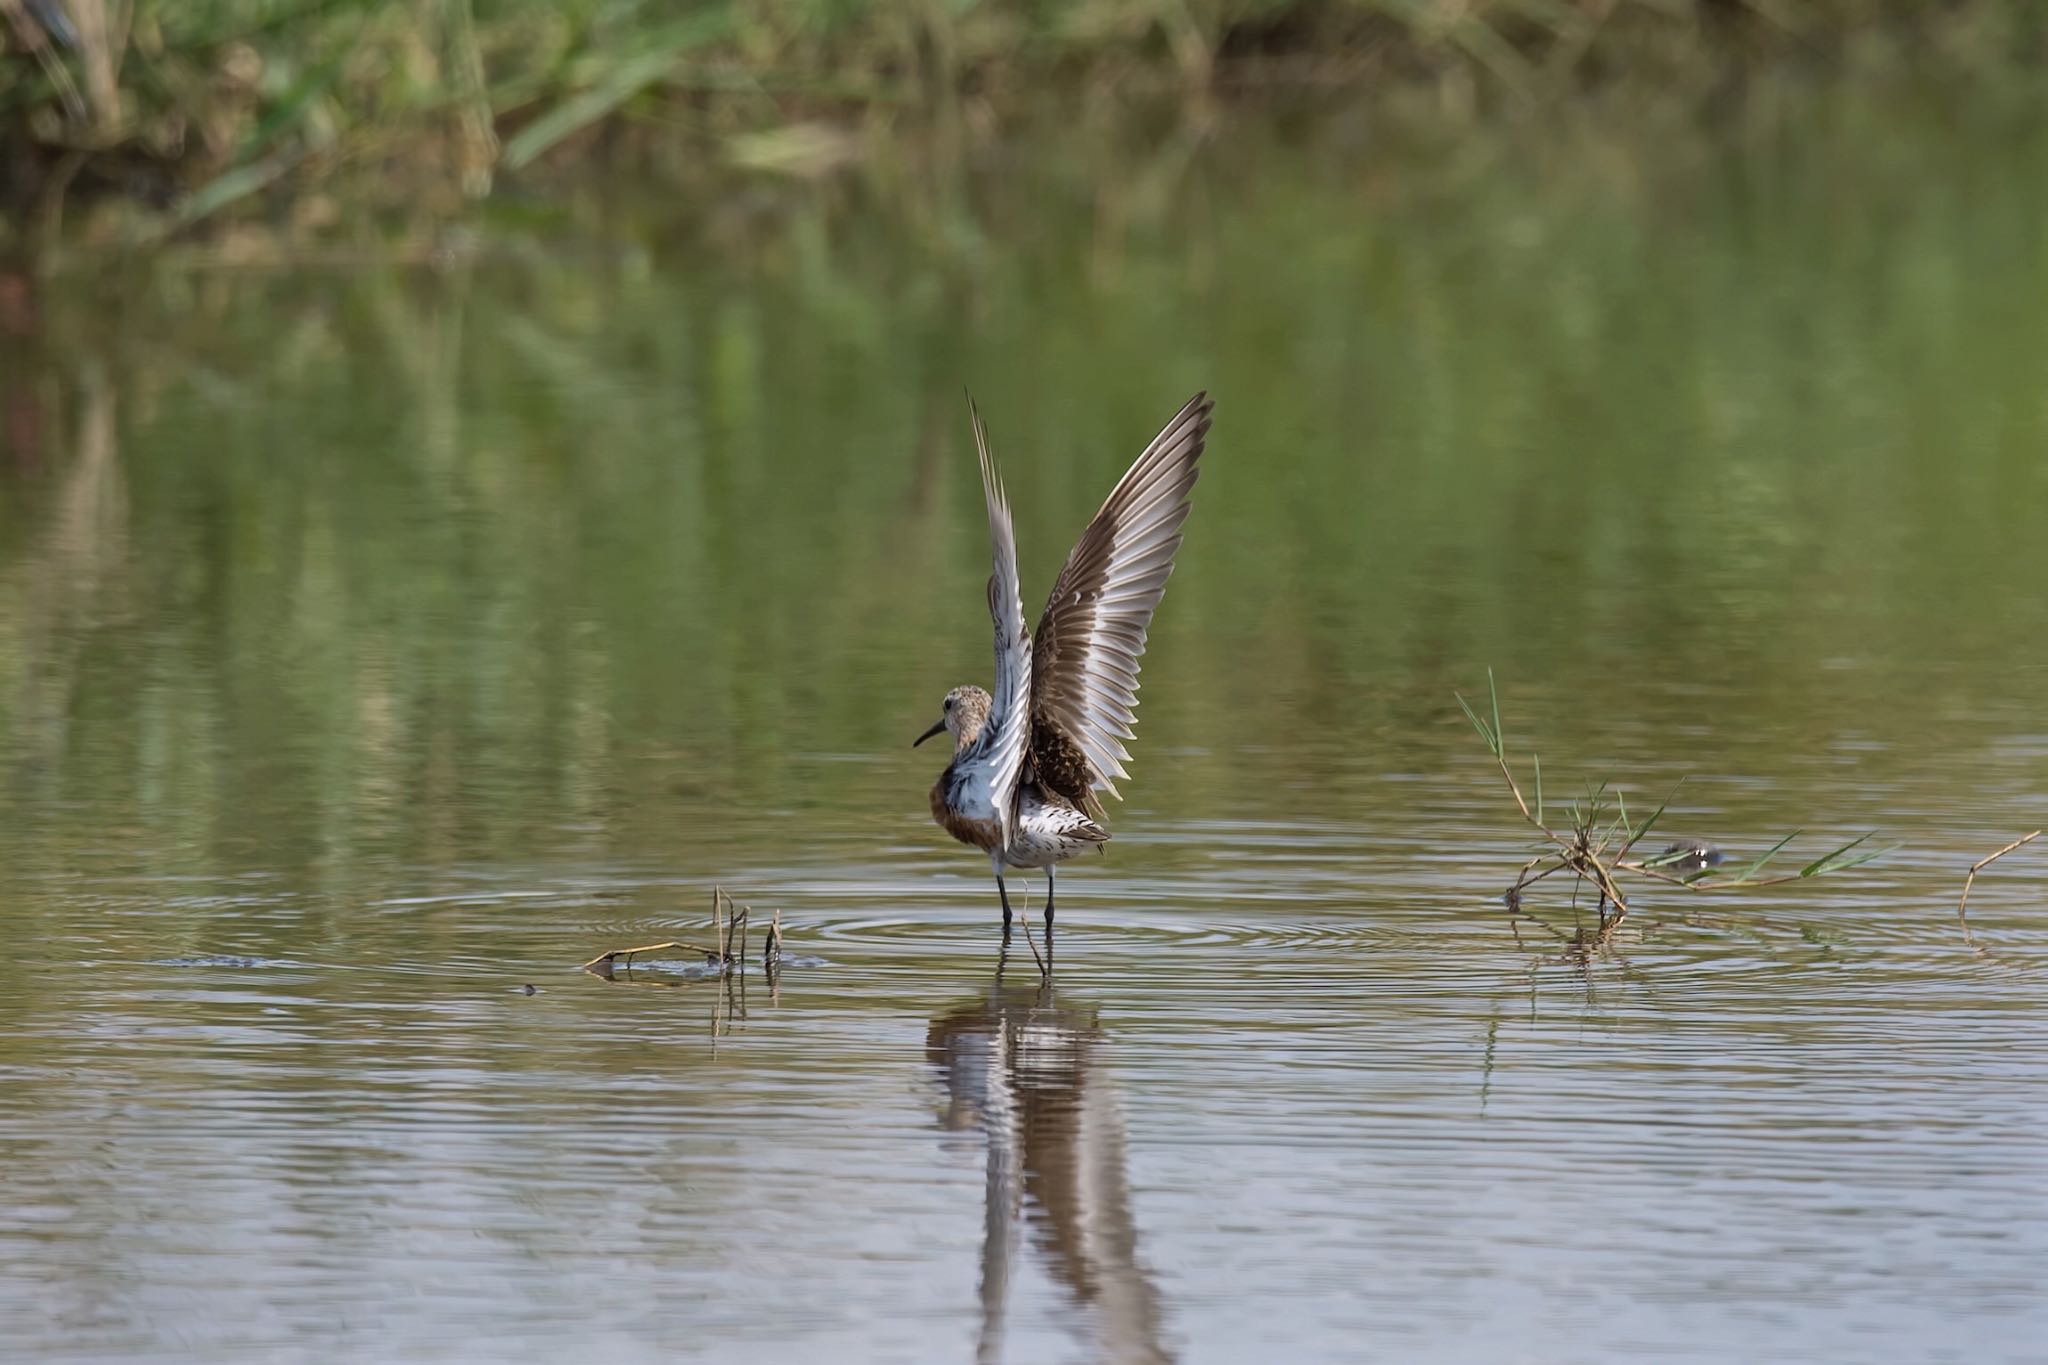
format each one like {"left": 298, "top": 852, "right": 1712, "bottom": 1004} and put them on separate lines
{"left": 944, "top": 697, "right": 954, "bottom": 711}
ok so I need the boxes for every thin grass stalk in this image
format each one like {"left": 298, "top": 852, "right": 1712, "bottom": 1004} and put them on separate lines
{"left": 1461, "top": 673, "right": 1886, "bottom": 937}
{"left": 1957, "top": 830, "right": 2041, "bottom": 948}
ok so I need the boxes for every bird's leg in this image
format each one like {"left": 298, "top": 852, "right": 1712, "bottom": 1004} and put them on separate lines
{"left": 1044, "top": 865, "right": 1056, "bottom": 935}
{"left": 996, "top": 874, "right": 1014, "bottom": 937}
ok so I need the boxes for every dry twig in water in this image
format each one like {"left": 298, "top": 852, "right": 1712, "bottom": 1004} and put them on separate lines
{"left": 1957, "top": 830, "right": 2041, "bottom": 949}
{"left": 582, "top": 887, "right": 785, "bottom": 980}
{"left": 1019, "top": 915, "right": 1048, "bottom": 979}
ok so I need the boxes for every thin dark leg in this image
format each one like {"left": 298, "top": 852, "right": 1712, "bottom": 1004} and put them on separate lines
{"left": 1043, "top": 867, "right": 1056, "bottom": 974}
{"left": 997, "top": 875, "right": 1013, "bottom": 937}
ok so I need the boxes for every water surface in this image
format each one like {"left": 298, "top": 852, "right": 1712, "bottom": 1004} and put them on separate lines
{"left": 2, "top": 96, "right": 2046, "bottom": 1363}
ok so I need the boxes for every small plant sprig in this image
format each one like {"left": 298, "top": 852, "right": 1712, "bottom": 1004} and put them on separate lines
{"left": 1456, "top": 670, "right": 1886, "bottom": 946}
{"left": 582, "top": 886, "right": 783, "bottom": 979}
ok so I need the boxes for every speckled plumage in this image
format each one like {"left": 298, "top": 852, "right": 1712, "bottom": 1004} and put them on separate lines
{"left": 917, "top": 394, "right": 1213, "bottom": 941}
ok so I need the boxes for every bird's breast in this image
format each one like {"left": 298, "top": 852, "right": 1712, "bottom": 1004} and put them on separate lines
{"left": 931, "top": 775, "right": 1004, "bottom": 852}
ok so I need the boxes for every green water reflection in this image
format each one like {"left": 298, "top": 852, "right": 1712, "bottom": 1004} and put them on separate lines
{"left": 2, "top": 93, "right": 2046, "bottom": 1362}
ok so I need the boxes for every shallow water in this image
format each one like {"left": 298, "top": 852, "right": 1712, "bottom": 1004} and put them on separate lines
{"left": 3, "top": 95, "right": 2048, "bottom": 1363}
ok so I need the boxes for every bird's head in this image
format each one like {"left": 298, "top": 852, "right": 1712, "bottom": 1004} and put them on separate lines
{"left": 914, "top": 685, "right": 993, "bottom": 752}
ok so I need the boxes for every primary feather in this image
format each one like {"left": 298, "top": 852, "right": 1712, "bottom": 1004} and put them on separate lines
{"left": 1028, "top": 393, "right": 1212, "bottom": 817}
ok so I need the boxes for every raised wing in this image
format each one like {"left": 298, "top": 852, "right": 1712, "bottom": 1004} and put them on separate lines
{"left": 960, "top": 396, "right": 1033, "bottom": 849}
{"left": 1031, "top": 393, "right": 1212, "bottom": 809}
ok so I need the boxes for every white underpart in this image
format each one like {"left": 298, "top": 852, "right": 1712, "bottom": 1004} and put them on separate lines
{"left": 952, "top": 399, "right": 1033, "bottom": 852}
{"left": 1000, "top": 790, "right": 1107, "bottom": 870}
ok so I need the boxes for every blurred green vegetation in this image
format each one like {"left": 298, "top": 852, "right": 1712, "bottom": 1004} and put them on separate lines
{"left": 4, "top": 92, "right": 2046, "bottom": 901}
{"left": 2, "top": 0, "right": 2044, "bottom": 250}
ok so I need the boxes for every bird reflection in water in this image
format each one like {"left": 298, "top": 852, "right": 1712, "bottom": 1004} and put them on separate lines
{"left": 926, "top": 957, "right": 1174, "bottom": 1365}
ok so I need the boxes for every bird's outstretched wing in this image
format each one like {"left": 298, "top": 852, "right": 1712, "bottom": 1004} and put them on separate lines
{"left": 960, "top": 396, "right": 1033, "bottom": 849}
{"left": 1029, "top": 393, "right": 1212, "bottom": 814}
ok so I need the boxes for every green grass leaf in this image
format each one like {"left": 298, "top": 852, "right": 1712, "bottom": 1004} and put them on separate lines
{"left": 502, "top": 12, "right": 734, "bottom": 169}
{"left": 1455, "top": 688, "right": 1498, "bottom": 756}
{"left": 1799, "top": 834, "right": 1888, "bottom": 877}
{"left": 1725, "top": 830, "right": 1800, "bottom": 883}
{"left": 1488, "top": 668, "right": 1502, "bottom": 759}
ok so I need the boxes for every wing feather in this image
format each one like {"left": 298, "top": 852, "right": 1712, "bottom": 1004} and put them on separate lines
{"left": 963, "top": 396, "right": 1032, "bottom": 849}
{"left": 1030, "top": 393, "right": 1212, "bottom": 810}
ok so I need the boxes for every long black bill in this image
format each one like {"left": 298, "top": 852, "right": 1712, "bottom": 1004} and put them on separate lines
{"left": 913, "top": 719, "right": 947, "bottom": 748}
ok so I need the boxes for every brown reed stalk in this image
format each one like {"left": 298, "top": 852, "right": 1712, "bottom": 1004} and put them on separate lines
{"left": 1957, "top": 830, "right": 2041, "bottom": 948}
{"left": 582, "top": 885, "right": 777, "bottom": 979}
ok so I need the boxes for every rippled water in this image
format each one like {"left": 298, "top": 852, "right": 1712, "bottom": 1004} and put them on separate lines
{"left": 4, "top": 97, "right": 2048, "bottom": 1362}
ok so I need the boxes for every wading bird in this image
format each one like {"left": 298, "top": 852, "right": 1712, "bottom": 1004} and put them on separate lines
{"left": 915, "top": 393, "right": 1212, "bottom": 955}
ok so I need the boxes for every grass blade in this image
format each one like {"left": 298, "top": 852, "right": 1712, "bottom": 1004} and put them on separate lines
{"left": 502, "top": 13, "right": 733, "bottom": 169}
{"left": 1488, "top": 668, "right": 1502, "bottom": 760}
{"left": 1725, "top": 830, "right": 1800, "bottom": 884}
{"left": 1455, "top": 689, "right": 1497, "bottom": 756}
{"left": 1629, "top": 782, "right": 1680, "bottom": 848}
{"left": 143, "top": 146, "right": 307, "bottom": 241}
{"left": 1799, "top": 833, "right": 1882, "bottom": 877}
{"left": 1640, "top": 845, "right": 1694, "bottom": 870}
{"left": 1827, "top": 844, "right": 1891, "bottom": 874}
{"left": 1624, "top": 802, "right": 1670, "bottom": 857}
